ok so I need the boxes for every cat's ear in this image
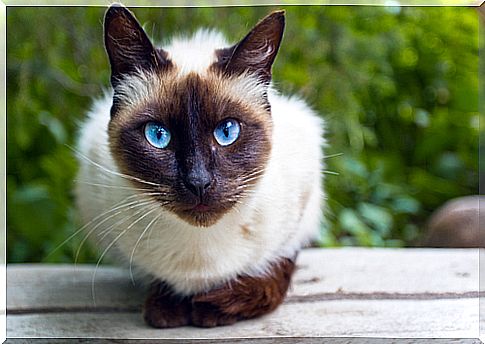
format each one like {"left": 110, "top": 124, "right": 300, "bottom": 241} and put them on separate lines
{"left": 216, "top": 10, "right": 285, "bottom": 84}
{"left": 104, "top": 4, "right": 170, "bottom": 87}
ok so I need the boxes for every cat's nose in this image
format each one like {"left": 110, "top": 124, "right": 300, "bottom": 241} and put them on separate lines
{"left": 184, "top": 169, "right": 213, "bottom": 198}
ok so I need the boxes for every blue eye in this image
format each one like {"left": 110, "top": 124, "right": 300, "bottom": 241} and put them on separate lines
{"left": 144, "top": 122, "right": 171, "bottom": 149}
{"left": 214, "top": 119, "right": 240, "bottom": 146}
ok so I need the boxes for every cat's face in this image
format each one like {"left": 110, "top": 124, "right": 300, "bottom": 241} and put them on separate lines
{"left": 104, "top": 5, "right": 284, "bottom": 227}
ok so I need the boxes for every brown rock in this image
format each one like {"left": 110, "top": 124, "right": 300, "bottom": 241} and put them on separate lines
{"left": 424, "top": 195, "right": 484, "bottom": 248}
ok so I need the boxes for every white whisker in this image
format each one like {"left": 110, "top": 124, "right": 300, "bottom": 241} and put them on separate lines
{"left": 90, "top": 201, "right": 163, "bottom": 305}
{"left": 323, "top": 152, "right": 343, "bottom": 160}
{"left": 74, "top": 180, "right": 153, "bottom": 192}
{"left": 96, "top": 200, "right": 157, "bottom": 238}
{"left": 129, "top": 211, "right": 162, "bottom": 285}
{"left": 240, "top": 167, "right": 266, "bottom": 180}
{"left": 67, "top": 144, "right": 161, "bottom": 187}
{"left": 75, "top": 198, "right": 158, "bottom": 265}
{"left": 46, "top": 193, "right": 156, "bottom": 260}
{"left": 91, "top": 224, "right": 133, "bottom": 306}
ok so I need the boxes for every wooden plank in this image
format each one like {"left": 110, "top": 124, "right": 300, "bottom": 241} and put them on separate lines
{"left": 292, "top": 248, "right": 479, "bottom": 294}
{"left": 7, "top": 265, "right": 144, "bottom": 312}
{"left": 6, "top": 248, "right": 482, "bottom": 341}
{"left": 7, "top": 248, "right": 479, "bottom": 312}
{"left": 6, "top": 299, "right": 478, "bottom": 339}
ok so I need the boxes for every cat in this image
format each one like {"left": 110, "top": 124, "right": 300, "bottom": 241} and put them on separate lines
{"left": 75, "top": 4, "right": 324, "bottom": 328}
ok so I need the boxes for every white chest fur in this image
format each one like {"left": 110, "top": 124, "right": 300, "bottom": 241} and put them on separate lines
{"left": 75, "top": 31, "right": 324, "bottom": 295}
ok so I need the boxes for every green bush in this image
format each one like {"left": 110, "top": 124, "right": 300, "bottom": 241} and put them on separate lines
{"left": 7, "top": 6, "right": 479, "bottom": 263}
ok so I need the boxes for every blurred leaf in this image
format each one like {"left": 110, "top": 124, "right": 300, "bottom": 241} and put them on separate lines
{"left": 391, "top": 196, "right": 420, "bottom": 214}
{"left": 358, "top": 202, "right": 393, "bottom": 236}
{"left": 339, "top": 209, "right": 371, "bottom": 238}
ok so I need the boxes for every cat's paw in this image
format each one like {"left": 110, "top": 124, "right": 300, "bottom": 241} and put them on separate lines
{"left": 190, "top": 300, "right": 239, "bottom": 327}
{"left": 189, "top": 257, "right": 297, "bottom": 327}
{"left": 144, "top": 303, "right": 190, "bottom": 328}
{"left": 143, "top": 284, "right": 191, "bottom": 328}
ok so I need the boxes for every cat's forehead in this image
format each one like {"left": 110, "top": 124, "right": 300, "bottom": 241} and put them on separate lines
{"left": 110, "top": 29, "right": 272, "bottom": 126}
{"left": 112, "top": 69, "right": 268, "bottom": 123}
{"left": 164, "top": 29, "right": 229, "bottom": 75}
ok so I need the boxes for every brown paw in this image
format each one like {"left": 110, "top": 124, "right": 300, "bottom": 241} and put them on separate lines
{"left": 189, "top": 257, "right": 297, "bottom": 327}
{"left": 190, "top": 300, "right": 239, "bottom": 327}
{"left": 143, "top": 283, "right": 191, "bottom": 328}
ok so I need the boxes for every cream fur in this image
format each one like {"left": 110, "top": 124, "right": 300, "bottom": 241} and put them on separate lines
{"left": 75, "top": 29, "right": 325, "bottom": 295}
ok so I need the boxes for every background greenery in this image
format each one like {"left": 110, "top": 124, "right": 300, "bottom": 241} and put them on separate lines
{"left": 7, "top": 6, "right": 480, "bottom": 263}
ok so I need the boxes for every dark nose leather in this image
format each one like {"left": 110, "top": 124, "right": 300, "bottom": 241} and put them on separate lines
{"left": 184, "top": 167, "right": 213, "bottom": 198}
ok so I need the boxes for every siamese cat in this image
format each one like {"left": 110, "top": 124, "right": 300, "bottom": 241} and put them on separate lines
{"left": 76, "top": 4, "right": 324, "bottom": 328}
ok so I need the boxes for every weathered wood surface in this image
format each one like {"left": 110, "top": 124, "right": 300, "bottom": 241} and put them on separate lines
{"left": 6, "top": 248, "right": 482, "bottom": 343}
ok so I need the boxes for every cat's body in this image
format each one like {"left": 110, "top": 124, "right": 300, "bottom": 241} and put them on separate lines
{"left": 75, "top": 5, "right": 324, "bottom": 327}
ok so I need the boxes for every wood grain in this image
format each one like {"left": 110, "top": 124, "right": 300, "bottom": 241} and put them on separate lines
{"left": 6, "top": 248, "right": 482, "bottom": 341}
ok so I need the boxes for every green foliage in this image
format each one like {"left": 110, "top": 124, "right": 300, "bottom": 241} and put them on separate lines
{"left": 7, "top": 6, "right": 479, "bottom": 262}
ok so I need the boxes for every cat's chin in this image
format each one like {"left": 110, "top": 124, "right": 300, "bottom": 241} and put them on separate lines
{"left": 173, "top": 204, "right": 233, "bottom": 227}
{"left": 176, "top": 211, "right": 225, "bottom": 227}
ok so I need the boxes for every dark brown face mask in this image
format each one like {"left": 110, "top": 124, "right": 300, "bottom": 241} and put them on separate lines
{"left": 103, "top": 5, "right": 285, "bottom": 227}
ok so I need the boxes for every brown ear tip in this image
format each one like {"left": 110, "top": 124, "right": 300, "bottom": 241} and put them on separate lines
{"left": 105, "top": 2, "right": 129, "bottom": 18}
{"left": 107, "top": 2, "right": 126, "bottom": 11}
{"left": 267, "top": 10, "right": 285, "bottom": 26}
{"left": 270, "top": 10, "right": 286, "bottom": 20}
{"left": 105, "top": 3, "right": 137, "bottom": 27}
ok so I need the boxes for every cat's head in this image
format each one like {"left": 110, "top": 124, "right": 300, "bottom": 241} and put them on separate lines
{"left": 104, "top": 5, "right": 284, "bottom": 227}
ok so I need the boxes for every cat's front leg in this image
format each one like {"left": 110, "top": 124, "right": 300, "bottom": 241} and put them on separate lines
{"left": 143, "top": 282, "right": 192, "bottom": 328}
{"left": 190, "top": 256, "right": 296, "bottom": 327}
